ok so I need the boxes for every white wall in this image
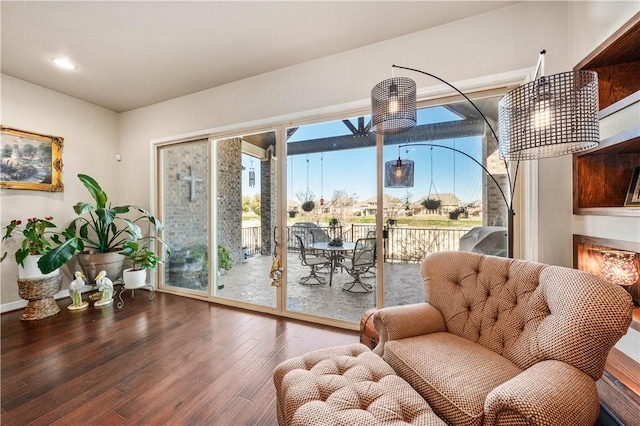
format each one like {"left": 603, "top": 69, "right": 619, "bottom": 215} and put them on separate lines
{"left": 118, "top": 1, "right": 571, "bottom": 250}
{"left": 0, "top": 75, "right": 119, "bottom": 307}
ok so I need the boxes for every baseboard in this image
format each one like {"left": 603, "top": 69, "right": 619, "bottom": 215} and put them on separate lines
{"left": 1, "top": 285, "right": 93, "bottom": 313}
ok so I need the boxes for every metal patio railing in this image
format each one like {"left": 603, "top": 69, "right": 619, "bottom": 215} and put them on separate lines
{"left": 243, "top": 224, "right": 472, "bottom": 263}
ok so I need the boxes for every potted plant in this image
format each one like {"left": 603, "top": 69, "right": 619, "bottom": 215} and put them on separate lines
{"left": 217, "top": 245, "right": 232, "bottom": 272}
{"left": 422, "top": 198, "right": 442, "bottom": 212}
{"left": 1, "top": 216, "right": 68, "bottom": 279}
{"left": 216, "top": 245, "right": 232, "bottom": 290}
{"left": 119, "top": 238, "right": 170, "bottom": 289}
{"left": 39, "top": 174, "right": 165, "bottom": 281}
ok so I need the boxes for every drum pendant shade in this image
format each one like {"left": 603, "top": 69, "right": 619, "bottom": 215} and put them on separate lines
{"left": 371, "top": 77, "right": 417, "bottom": 135}
{"left": 498, "top": 70, "right": 599, "bottom": 160}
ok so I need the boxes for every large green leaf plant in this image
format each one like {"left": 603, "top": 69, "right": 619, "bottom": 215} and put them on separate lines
{"left": 39, "top": 174, "right": 165, "bottom": 274}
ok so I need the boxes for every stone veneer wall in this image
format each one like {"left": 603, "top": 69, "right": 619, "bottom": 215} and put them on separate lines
{"left": 162, "top": 140, "right": 209, "bottom": 252}
{"left": 217, "top": 138, "right": 243, "bottom": 264}
{"left": 483, "top": 127, "right": 509, "bottom": 227}
{"left": 261, "top": 154, "right": 276, "bottom": 255}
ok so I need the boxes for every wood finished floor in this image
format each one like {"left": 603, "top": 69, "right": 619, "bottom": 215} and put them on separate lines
{"left": 1, "top": 292, "right": 359, "bottom": 425}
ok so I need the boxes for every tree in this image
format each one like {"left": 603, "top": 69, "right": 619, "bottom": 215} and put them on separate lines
{"left": 242, "top": 195, "right": 261, "bottom": 215}
{"left": 296, "top": 189, "right": 315, "bottom": 204}
{"left": 331, "top": 189, "right": 358, "bottom": 207}
{"left": 449, "top": 207, "right": 468, "bottom": 220}
{"left": 330, "top": 190, "right": 357, "bottom": 220}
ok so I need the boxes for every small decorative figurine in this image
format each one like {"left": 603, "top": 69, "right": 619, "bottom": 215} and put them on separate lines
{"left": 68, "top": 271, "right": 89, "bottom": 310}
{"left": 94, "top": 270, "right": 114, "bottom": 307}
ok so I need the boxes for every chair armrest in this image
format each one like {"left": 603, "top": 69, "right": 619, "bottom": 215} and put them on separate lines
{"left": 484, "top": 360, "right": 599, "bottom": 426}
{"left": 372, "top": 303, "right": 446, "bottom": 356}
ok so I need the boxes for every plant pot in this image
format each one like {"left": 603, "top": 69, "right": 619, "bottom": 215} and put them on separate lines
{"left": 122, "top": 267, "right": 147, "bottom": 289}
{"left": 17, "top": 273, "right": 62, "bottom": 320}
{"left": 18, "top": 255, "right": 60, "bottom": 280}
{"left": 76, "top": 251, "right": 125, "bottom": 283}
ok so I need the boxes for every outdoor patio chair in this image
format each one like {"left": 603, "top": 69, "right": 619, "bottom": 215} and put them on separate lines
{"left": 341, "top": 237, "right": 376, "bottom": 293}
{"left": 308, "top": 228, "right": 335, "bottom": 271}
{"left": 295, "top": 235, "right": 331, "bottom": 286}
{"left": 362, "top": 230, "right": 377, "bottom": 278}
{"left": 310, "top": 227, "right": 330, "bottom": 243}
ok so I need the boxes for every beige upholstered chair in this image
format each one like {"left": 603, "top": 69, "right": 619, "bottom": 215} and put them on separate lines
{"left": 373, "top": 251, "right": 633, "bottom": 426}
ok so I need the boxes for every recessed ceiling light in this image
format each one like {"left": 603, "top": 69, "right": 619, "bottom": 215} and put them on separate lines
{"left": 51, "top": 57, "right": 77, "bottom": 70}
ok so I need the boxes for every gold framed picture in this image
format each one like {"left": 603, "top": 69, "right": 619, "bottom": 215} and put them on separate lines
{"left": 0, "top": 126, "right": 64, "bottom": 192}
{"left": 624, "top": 167, "right": 640, "bottom": 207}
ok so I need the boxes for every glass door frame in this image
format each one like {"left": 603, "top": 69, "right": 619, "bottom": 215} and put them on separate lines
{"left": 151, "top": 79, "right": 521, "bottom": 330}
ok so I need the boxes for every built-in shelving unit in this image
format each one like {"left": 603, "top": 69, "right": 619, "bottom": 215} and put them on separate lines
{"left": 573, "top": 234, "right": 640, "bottom": 426}
{"left": 572, "top": 14, "right": 640, "bottom": 425}
{"left": 573, "top": 13, "right": 640, "bottom": 216}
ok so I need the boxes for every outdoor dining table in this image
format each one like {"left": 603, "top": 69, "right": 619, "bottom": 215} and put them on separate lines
{"left": 309, "top": 241, "right": 357, "bottom": 286}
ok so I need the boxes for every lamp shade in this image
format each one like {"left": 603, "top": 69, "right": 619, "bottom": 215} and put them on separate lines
{"left": 497, "top": 70, "right": 599, "bottom": 160}
{"left": 384, "top": 158, "right": 414, "bottom": 188}
{"left": 601, "top": 250, "right": 639, "bottom": 287}
{"left": 371, "top": 77, "right": 417, "bottom": 135}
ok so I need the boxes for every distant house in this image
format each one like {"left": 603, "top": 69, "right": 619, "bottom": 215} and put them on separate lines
{"left": 466, "top": 199, "right": 483, "bottom": 217}
{"left": 360, "top": 194, "right": 406, "bottom": 217}
{"left": 413, "top": 193, "right": 462, "bottom": 216}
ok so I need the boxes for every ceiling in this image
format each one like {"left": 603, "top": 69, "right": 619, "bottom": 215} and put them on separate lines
{"left": 1, "top": 1, "right": 518, "bottom": 113}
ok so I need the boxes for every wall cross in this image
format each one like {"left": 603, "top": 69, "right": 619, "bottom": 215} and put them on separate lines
{"left": 179, "top": 166, "right": 204, "bottom": 202}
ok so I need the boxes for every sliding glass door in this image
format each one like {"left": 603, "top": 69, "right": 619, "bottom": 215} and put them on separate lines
{"left": 155, "top": 93, "right": 506, "bottom": 326}
{"left": 285, "top": 117, "right": 377, "bottom": 323}
{"left": 158, "top": 139, "right": 210, "bottom": 295}
{"left": 212, "top": 132, "right": 277, "bottom": 308}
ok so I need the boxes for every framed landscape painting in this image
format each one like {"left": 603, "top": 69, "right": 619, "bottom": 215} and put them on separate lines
{"left": 624, "top": 167, "right": 640, "bottom": 207}
{"left": 0, "top": 126, "right": 64, "bottom": 192}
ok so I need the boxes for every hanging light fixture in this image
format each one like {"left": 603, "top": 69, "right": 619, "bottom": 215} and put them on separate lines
{"left": 248, "top": 160, "right": 256, "bottom": 188}
{"left": 371, "top": 77, "right": 417, "bottom": 135}
{"left": 370, "top": 51, "right": 600, "bottom": 258}
{"left": 385, "top": 147, "right": 414, "bottom": 188}
{"left": 601, "top": 250, "right": 639, "bottom": 305}
{"left": 498, "top": 53, "right": 599, "bottom": 160}
{"left": 601, "top": 250, "right": 639, "bottom": 287}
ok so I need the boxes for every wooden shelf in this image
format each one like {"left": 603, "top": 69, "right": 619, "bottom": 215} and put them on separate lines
{"left": 573, "top": 12, "right": 640, "bottom": 216}
{"left": 575, "top": 12, "right": 640, "bottom": 110}
{"left": 573, "top": 134, "right": 640, "bottom": 214}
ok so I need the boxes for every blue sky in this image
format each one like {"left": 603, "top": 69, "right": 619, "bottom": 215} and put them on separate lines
{"left": 242, "top": 106, "right": 485, "bottom": 205}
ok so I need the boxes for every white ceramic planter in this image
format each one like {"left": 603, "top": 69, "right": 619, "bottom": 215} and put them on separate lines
{"left": 122, "top": 268, "right": 147, "bottom": 289}
{"left": 18, "top": 255, "right": 60, "bottom": 280}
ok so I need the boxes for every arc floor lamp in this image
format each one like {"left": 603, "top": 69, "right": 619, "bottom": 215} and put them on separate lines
{"left": 371, "top": 52, "right": 600, "bottom": 258}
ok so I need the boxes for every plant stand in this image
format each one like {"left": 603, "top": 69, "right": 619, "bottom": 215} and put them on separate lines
{"left": 17, "top": 273, "right": 62, "bottom": 321}
{"left": 117, "top": 283, "right": 155, "bottom": 309}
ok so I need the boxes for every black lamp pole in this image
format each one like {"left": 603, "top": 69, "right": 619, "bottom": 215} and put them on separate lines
{"left": 389, "top": 65, "right": 518, "bottom": 258}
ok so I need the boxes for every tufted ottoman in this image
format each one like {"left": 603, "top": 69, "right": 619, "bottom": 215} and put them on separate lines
{"left": 273, "top": 343, "right": 446, "bottom": 425}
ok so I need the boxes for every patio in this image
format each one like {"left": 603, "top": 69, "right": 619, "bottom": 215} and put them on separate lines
{"left": 217, "top": 253, "right": 424, "bottom": 323}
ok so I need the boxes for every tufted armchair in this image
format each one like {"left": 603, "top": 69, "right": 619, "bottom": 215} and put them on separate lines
{"left": 373, "top": 251, "right": 633, "bottom": 426}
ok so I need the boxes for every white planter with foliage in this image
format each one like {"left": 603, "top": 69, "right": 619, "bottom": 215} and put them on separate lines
{"left": 122, "top": 267, "right": 147, "bottom": 289}
{"left": 18, "top": 255, "right": 59, "bottom": 280}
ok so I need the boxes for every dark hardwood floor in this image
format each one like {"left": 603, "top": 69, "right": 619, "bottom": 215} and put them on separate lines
{"left": 1, "top": 292, "right": 359, "bottom": 425}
